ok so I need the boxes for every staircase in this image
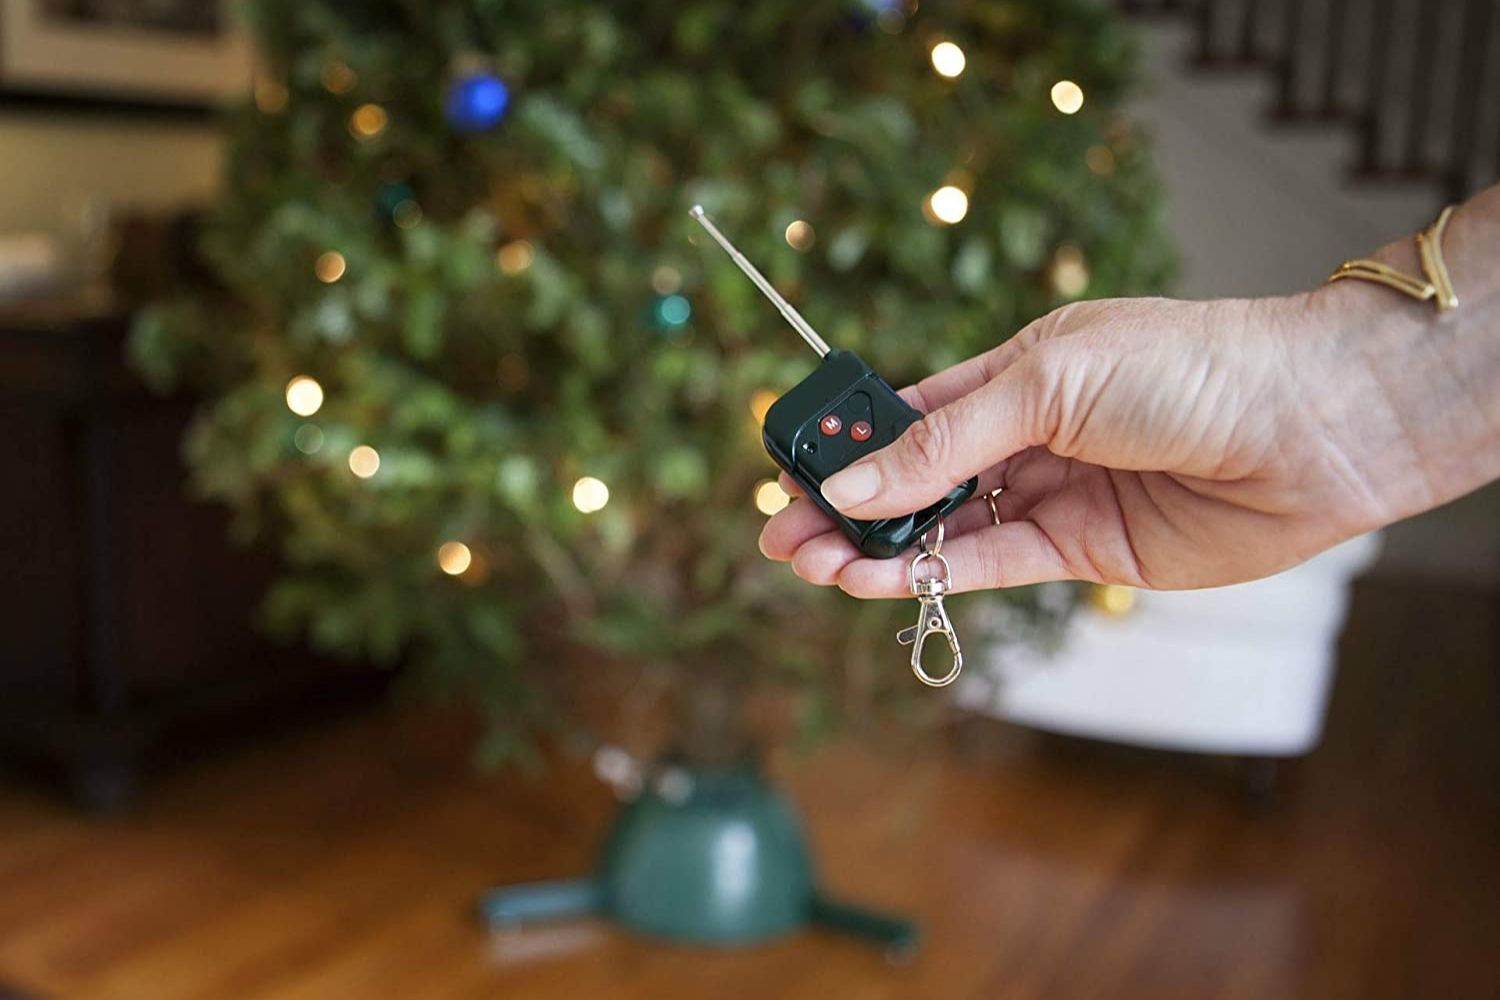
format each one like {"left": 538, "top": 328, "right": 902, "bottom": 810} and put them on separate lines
{"left": 1121, "top": 0, "right": 1500, "bottom": 204}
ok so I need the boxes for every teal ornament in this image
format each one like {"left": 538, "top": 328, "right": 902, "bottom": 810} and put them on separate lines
{"left": 374, "top": 182, "right": 415, "bottom": 222}
{"left": 478, "top": 758, "right": 919, "bottom": 957}
{"left": 651, "top": 293, "right": 691, "bottom": 331}
{"left": 445, "top": 72, "right": 510, "bottom": 133}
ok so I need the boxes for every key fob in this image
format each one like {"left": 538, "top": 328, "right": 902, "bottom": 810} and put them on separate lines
{"left": 762, "top": 349, "right": 977, "bottom": 559}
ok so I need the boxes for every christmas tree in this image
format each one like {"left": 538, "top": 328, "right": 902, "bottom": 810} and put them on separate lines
{"left": 132, "top": 0, "right": 1172, "bottom": 763}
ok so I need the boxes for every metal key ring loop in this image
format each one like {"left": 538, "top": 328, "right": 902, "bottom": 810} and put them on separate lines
{"left": 985, "top": 487, "right": 1004, "bottom": 527}
{"left": 919, "top": 517, "right": 945, "bottom": 557}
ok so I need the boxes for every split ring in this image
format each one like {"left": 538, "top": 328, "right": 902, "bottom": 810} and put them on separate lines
{"left": 985, "top": 487, "right": 1004, "bottom": 527}
{"left": 919, "top": 517, "right": 945, "bottom": 557}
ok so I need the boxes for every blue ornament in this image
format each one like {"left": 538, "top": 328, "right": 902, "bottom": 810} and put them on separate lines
{"left": 846, "top": 0, "right": 904, "bottom": 33}
{"left": 445, "top": 72, "right": 510, "bottom": 133}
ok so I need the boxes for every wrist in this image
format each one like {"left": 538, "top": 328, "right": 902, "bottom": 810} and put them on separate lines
{"left": 1286, "top": 199, "right": 1500, "bottom": 528}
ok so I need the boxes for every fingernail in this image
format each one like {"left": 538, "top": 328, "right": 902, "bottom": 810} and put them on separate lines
{"left": 821, "top": 463, "right": 879, "bottom": 509}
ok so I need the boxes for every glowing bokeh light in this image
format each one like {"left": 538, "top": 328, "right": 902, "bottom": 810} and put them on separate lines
{"left": 437, "top": 541, "right": 473, "bottom": 576}
{"left": 572, "top": 476, "right": 611, "bottom": 514}
{"left": 1051, "top": 80, "right": 1085, "bottom": 115}
{"left": 784, "top": 220, "right": 815, "bottom": 251}
{"left": 496, "top": 240, "right": 535, "bottom": 275}
{"left": 926, "top": 185, "right": 969, "bottom": 225}
{"left": 350, "top": 103, "right": 388, "bottom": 138}
{"left": 284, "top": 376, "right": 324, "bottom": 417}
{"left": 749, "top": 388, "right": 778, "bottom": 424}
{"left": 930, "top": 41, "right": 967, "bottom": 79}
{"left": 314, "top": 251, "right": 346, "bottom": 283}
{"left": 348, "top": 445, "right": 381, "bottom": 479}
{"left": 754, "top": 480, "right": 791, "bottom": 516}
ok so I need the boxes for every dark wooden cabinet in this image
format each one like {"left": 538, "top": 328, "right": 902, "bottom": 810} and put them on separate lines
{"left": 0, "top": 299, "right": 379, "bottom": 809}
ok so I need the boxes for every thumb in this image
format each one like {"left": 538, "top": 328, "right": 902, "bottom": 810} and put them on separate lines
{"left": 820, "top": 355, "right": 1052, "bottom": 519}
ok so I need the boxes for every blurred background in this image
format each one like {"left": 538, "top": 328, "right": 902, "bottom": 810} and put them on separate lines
{"left": 0, "top": 1, "right": 1496, "bottom": 998}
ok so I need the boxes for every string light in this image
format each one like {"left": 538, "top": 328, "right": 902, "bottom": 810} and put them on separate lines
{"left": 321, "top": 61, "right": 357, "bottom": 94}
{"left": 284, "top": 376, "right": 324, "bottom": 417}
{"left": 925, "top": 185, "right": 969, "bottom": 225}
{"left": 437, "top": 541, "right": 472, "bottom": 576}
{"left": 572, "top": 476, "right": 610, "bottom": 513}
{"left": 254, "top": 77, "right": 288, "bottom": 114}
{"left": 1050, "top": 243, "right": 1090, "bottom": 298}
{"left": 497, "top": 240, "right": 534, "bottom": 275}
{"left": 754, "top": 480, "right": 791, "bottom": 516}
{"left": 1051, "top": 80, "right": 1085, "bottom": 115}
{"left": 930, "top": 41, "right": 967, "bottom": 79}
{"left": 651, "top": 265, "right": 683, "bottom": 295}
{"left": 348, "top": 445, "right": 380, "bottom": 478}
{"left": 315, "top": 251, "right": 346, "bottom": 283}
{"left": 1089, "top": 584, "right": 1137, "bottom": 617}
{"left": 293, "top": 424, "right": 323, "bottom": 454}
{"left": 349, "top": 103, "right": 388, "bottom": 139}
{"left": 749, "top": 388, "right": 778, "bottom": 424}
{"left": 1086, "top": 144, "right": 1116, "bottom": 176}
{"left": 784, "top": 220, "right": 815, "bottom": 251}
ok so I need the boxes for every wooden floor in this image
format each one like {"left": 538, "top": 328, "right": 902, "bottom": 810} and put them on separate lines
{"left": 0, "top": 578, "right": 1496, "bottom": 1000}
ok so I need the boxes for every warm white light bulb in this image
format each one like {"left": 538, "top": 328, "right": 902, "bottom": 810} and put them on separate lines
{"left": 651, "top": 265, "right": 683, "bottom": 295}
{"left": 284, "top": 376, "right": 324, "bottom": 417}
{"left": 1050, "top": 243, "right": 1091, "bottom": 298}
{"left": 496, "top": 240, "right": 535, "bottom": 275}
{"left": 572, "top": 476, "right": 610, "bottom": 514}
{"left": 1051, "top": 79, "right": 1085, "bottom": 115}
{"left": 349, "top": 103, "right": 388, "bottom": 139}
{"left": 437, "top": 541, "right": 472, "bottom": 576}
{"left": 927, "top": 185, "right": 970, "bottom": 225}
{"left": 754, "top": 480, "right": 791, "bottom": 516}
{"left": 749, "top": 389, "right": 778, "bottom": 425}
{"left": 784, "top": 220, "right": 815, "bottom": 251}
{"left": 348, "top": 445, "right": 380, "bottom": 479}
{"left": 930, "top": 41, "right": 967, "bottom": 79}
{"left": 314, "top": 251, "right": 346, "bottom": 283}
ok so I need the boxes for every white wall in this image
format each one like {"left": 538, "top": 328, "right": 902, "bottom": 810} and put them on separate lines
{"left": 0, "top": 113, "right": 221, "bottom": 235}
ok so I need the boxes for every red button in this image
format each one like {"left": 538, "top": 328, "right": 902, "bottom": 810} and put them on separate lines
{"left": 819, "top": 414, "right": 843, "bottom": 436}
{"left": 850, "top": 420, "right": 873, "bottom": 442}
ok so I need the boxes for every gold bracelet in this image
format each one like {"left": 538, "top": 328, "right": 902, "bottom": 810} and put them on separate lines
{"left": 1327, "top": 205, "right": 1459, "bottom": 312}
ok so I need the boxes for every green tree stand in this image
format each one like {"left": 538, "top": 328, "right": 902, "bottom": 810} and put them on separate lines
{"left": 478, "top": 761, "right": 918, "bottom": 960}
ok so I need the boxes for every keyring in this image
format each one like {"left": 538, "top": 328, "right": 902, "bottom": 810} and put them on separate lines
{"left": 985, "top": 487, "right": 1004, "bottom": 527}
{"left": 919, "top": 517, "right": 944, "bottom": 557}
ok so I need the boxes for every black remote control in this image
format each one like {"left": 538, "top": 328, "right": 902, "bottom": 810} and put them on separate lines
{"left": 691, "top": 207, "right": 977, "bottom": 559}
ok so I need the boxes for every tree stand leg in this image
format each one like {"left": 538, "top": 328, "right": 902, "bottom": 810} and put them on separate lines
{"left": 809, "top": 895, "right": 921, "bottom": 963}
{"left": 478, "top": 877, "right": 601, "bottom": 927}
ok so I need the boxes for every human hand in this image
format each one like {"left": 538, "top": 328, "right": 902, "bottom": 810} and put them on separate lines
{"left": 760, "top": 290, "right": 1423, "bottom": 597}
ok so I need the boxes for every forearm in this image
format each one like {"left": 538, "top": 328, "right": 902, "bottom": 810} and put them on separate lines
{"left": 1294, "top": 183, "right": 1500, "bottom": 530}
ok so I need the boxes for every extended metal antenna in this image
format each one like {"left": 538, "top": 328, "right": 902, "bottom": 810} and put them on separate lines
{"left": 689, "top": 205, "right": 831, "bottom": 358}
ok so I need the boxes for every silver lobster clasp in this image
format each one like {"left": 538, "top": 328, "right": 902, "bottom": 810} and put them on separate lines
{"left": 897, "top": 548, "right": 963, "bottom": 687}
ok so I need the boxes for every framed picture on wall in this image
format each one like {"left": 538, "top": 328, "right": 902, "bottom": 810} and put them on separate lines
{"left": 0, "top": 0, "right": 252, "bottom": 110}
